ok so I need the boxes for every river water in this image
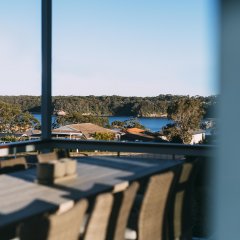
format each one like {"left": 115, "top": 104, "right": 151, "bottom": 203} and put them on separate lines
{"left": 33, "top": 114, "right": 172, "bottom": 132}
{"left": 108, "top": 116, "right": 172, "bottom": 132}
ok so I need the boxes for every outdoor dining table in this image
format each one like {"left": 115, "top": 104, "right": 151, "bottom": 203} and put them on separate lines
{"left": 0, "top": 155, "right": 182, "bottom": 238}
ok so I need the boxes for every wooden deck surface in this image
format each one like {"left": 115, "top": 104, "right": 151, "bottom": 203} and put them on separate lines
{"left": 0, "top": 155, "right": 182, "bottom": 230}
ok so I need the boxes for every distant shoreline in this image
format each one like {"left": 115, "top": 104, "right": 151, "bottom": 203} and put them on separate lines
{"left": 31, "top": 112, "right": 168, "bottom": 119}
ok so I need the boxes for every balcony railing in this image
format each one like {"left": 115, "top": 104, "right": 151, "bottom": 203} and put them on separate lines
{"left": 0, "top": 139, "right": 214, "bottom": 158}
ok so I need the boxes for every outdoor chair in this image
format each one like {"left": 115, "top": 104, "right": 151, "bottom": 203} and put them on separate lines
{"left": 0, "top": 157, "right": 28, "bottom": 174}
{"left": 18, "top": 199, "right": 88, "bottom": 240}
{"left": 126, "top": 170, "right": 177, "bottom": 240}
{"left": 107, "top": 182, "right": 139, "bottom": 240}
{"left": 81, "top": 182, "right": 139, "bottom": 240}
{"left": 168, "top": 159, "right": 199, "bottom": 240}
{"left": 82, "top": 192, "right": 114, "bottom": 240}
{"left": 37, "top": 152, "right": 59, "bottom": 163}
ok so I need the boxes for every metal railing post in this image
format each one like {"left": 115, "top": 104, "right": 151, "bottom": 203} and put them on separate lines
{"left": 41, "top": 0, "right": 52, "bottom": 140}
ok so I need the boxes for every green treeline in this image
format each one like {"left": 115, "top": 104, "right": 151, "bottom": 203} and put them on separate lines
{"left": 0, "top": 95, "right": 218, "bottom": 118}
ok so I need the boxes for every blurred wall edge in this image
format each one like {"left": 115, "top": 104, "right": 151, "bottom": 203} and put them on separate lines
{"left": 214, "top": 0, "right": 240, "bottom": 239}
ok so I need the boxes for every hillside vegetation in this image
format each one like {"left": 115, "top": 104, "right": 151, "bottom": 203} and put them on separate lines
{"left": 0, "top": 95, "right": 217, "bottom": 118}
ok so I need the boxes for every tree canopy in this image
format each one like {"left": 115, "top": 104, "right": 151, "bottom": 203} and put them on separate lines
{"left": 0, "top": 101, "right": 39, "bottom": 133}
{"left": 111, "top": 118, "right": 145, "bottom": 130}
{"left": 164, "top": 97, "right": 205, "bottom": 143}
{"left": 92, "top": 132, "right": 115, "bottom": 141}
{"left": 54, "top": 112, "right": 109, "bottom": 128}
{"left": 0, "top": 95, "right": 218, "bottom": 118}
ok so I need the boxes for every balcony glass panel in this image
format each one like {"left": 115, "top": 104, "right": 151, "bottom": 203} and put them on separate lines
{"left": 49, "top": 1, "right": 218, "bottom": 147}
{"left": 0, "top": 1, "right": 41, "bottom": 144}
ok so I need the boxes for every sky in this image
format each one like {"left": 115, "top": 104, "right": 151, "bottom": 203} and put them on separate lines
{"left": 0, "top": 0, "right": 219, "bottom": 97}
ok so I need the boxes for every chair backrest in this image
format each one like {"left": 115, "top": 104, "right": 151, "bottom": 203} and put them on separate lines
{"left": 169, "top": 160, "right": 199, "bottom": 240}
{"left": 137, "top": 171, "right": 175, "bottom": 240}
{"left": 83, "top": 192, "right": 113, "bottom": 240}
{"left": 19, "top": 199, "right": 88, "bottom": 240}
{"left": 37, "top": 152, "right": 59, "bottom": 163}
{"left": 107, "top": 182, "right": 139, "bottom": 240}
{"left": 0, "top": 157, "right": 28, "bottom": 174}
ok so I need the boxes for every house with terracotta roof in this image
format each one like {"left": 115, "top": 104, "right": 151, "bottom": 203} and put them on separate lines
{"left": 125, "top": 128, "right": 145, "bottom": 134}
{"left": 52, "top": 123, "right": 117, "bottom": 140}
{"left": 121, "top": 127, "right": 160, "bottom": 142}
{"left": 22, "top": 129, "right": 41, "bottom": 140}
